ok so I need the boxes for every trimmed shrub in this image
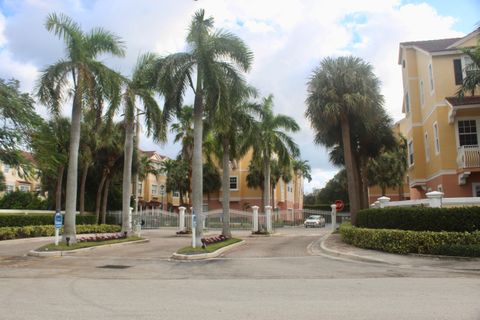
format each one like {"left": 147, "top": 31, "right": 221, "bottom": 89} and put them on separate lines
{"left": 0, "top": 224, "right": 121, "bottom": 240}
{"left": 0, "top": 191, "right": 48, "bottom": 210}
{"left": 340, "top": 223, "right": 480, "bottom": 256}
{"left": 357, "top": 206, "right": 480, "bottom": 232}
{"left": 0, "top": 214, "right": 97, "bottom": 227}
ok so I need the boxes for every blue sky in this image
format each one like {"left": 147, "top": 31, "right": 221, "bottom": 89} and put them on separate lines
{"left": 0, "top": 0, "right": 478, "bottom": 192}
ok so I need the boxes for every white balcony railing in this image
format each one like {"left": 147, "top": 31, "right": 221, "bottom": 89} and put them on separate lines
{"left": 457, "top": 145, "right": 480, "bottom": 169}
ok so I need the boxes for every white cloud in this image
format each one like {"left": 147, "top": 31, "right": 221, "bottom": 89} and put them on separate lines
{"left": 0, "top": 0, "right": 472, "bottom": 189}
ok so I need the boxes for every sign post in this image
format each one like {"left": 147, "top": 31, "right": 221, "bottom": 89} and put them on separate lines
{"left": 192, "top": 209, "right": 196, "bottom": 248}
{"left": 54, "top": 211, "right": 63, "bottom": 246}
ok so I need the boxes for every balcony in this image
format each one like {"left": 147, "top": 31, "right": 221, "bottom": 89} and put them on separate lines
{"left": 457, "top": 145, "right": 480, "bottom": 169}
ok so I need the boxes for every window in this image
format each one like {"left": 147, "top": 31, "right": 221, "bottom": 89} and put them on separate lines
{"left": 229, "top": 176, "right": 238, "bottom": 190}
{"left": 151, "top": 184, "right": 157, "bottom": 195}
{"left": 3, "top": 164, "right": 9, "bottom": 174}
{"left": 137, "top": 183, "right": 143, "bottom": 195}
{"left": 433, "top": 122, "right": 440, "bottom": 154}
{"left": 462, "top": 55, "right": 479, "bottom": 79}
{"left": 19, "top": 185, "right": 30, "bottom": 192}
{"left": 6, "top": 185, "right": 14, "bottom": 193}
{"left": 428, "top": 63, "right": 434, "bottom": 92}
{"left": 424, "top": 132, "right": 430, "bottom": 162}
{"left": 458, "top": 120, "right": 478, "bottom": 146}
{"left": 419, "top": 80, "right": 425, "bottom": 107}
{"left": 405, "top": 92, "right": 410, "bottom": 114}
{"left": 473, "top": 183, "right": 480, "bottom": 197}
{"left": 173, "top": 191, "right": 180, "bottom": 198}
{"left": 408, "top": 141, "right": 414, "bottom": 166}
{"left": 453, "top": 59, "right": 463, "bottom": 85}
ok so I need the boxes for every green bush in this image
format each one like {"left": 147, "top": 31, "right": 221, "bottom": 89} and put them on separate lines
{"left": 339, "top": 223, "right": 480, "bottom": 256}
{"left": 357, "top": 206, "right": 480, "bottom": 232}
{"left": 0, "top": 214, "right": 97, "bottom": 227}
{"left": 430, "top": 244, "right": 480, "bottom": 257}
{"left": 0, "top": 191, "right": 48, "bottom": 210}
{"left": 0, "top": 224, "right": 121, "bottom": 240}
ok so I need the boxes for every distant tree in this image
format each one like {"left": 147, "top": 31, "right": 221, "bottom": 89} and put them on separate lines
{"left": 161, "top": 159, "right": 189, "bottom": 206}
{"left": 203, "top": 162, "right": 221, "bottom": 208}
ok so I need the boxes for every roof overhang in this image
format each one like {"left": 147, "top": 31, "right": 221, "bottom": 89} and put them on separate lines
{"left": 446, "top": 96, "right": 480, "bottom": 124}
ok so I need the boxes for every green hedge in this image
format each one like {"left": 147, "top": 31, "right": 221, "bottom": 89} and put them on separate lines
{"left": 339, "top": 223, "right": 480, "bottom": 256}
{"left": 0, "top": 191, "right": 48, "bottom": 210}
{"left": 0, "top": 224, "right": 121, "bottom": 240}
{"left": 357, "top": 206, "right": 480, "bottom": 232}
{"left": 0, "top": 214, "right": 97, "bottom": 227}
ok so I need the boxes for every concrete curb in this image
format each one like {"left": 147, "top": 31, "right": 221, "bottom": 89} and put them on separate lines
{"left": 318, "top": 233, "right": 392, "bottom": 265}
{"left": 171, "top": 240, "right": 245, "bottom": 260}
{"left": 27, "top": 239, "right": 149, "bottom": 257}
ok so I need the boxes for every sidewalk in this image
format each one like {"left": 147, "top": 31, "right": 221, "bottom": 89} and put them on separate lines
{"left": 319, "top": 232, "right": 480, "bottom": 273}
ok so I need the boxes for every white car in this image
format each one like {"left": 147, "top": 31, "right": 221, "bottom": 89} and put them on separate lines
{"left": 304, "top": 215, "right": 326, "bottom": 228}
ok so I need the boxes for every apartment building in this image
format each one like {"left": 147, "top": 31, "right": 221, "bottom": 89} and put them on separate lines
{"left": 0, "top": 152, "right": 41, "bottom": 195}
{"left": 204, "top": 149, "right": 304, "bottom": 211}
{"left": 396, "top": 27, "right": 480, "bottom": 199}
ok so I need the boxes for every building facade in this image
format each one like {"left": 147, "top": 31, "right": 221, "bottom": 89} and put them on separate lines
{"left": 396, "top": 28, "right": 480, "bottom": 199}
{"left": 0, "top": 152, "right": 42, "bottom": 196}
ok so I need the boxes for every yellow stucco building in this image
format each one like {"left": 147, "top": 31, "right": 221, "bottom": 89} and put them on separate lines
{"left": 395, "top": 27, "right": 480, "bottom": 199}
{"left": 0, "top": 152, "right": 41, "bottom": 196}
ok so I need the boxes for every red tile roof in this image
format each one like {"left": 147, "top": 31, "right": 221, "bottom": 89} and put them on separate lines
{"left": 446, "top": 96, "right": 480, "bottom": 106}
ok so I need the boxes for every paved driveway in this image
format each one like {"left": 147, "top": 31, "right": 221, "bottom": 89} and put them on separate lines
{"left": 0, "top": 227, "right": 479, "bottom": 320}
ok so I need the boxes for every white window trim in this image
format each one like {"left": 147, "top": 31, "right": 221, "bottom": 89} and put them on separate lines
{"left": 433, "top": 122, "right": 440, "bottom": 155}
{"left": 428, "top": 63, "right": 435, "bottom": 95}
{"left": 462, "top": 55, "right": 479, "bottom": 79}
{"left": 151, "top": 184, "right": 157, "bottom": 195}
{"left": 454, "top": 117, "right": 480, "bottom": 150}
{"left": 419, "top": 80, "right": 425, "bottom": 107}
{"left": 173, "top": 191, "right": 180, "bottom": 198}
{"left": 3, "top": 164, "right": 10, "bottom": 174}
{"left": 229, "top": 176, "right": 239, "bottom": 191}
{"left": 408, "top": 140, "right": 414, "bottom": 167}
{"left": 6, "top": 184, "right": 14, "bottom": 193}
{"left": 424, "top": 131, "right": 430, "bottom": 162}
{"left": 472, "top": 183, "right": 480, "bottom": 197}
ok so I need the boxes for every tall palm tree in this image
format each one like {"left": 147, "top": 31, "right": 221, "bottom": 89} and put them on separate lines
{"left": 157, "top": 9, "right": 252, "bottom": 246}
{"left": 107, "top": 53, "right": 164, "bottom": 234}
{"left": 292, "top": 159, "right": 312, "bottom": 183}
{"left": 306, "top": 56, "right": 383, "bottom": 224}
{"left": 37, "top": 13, "right": 125, "bottom": 243}
{"left": 250, "top": 95, "right": 300, "bottom": 211}
{"left": 209, "top": 83, "right": 258, "bottom": 237}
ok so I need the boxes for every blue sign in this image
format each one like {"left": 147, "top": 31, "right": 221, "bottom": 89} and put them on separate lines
{"left": 54, "top": 212, "right": 63, "bottom": 229}
{"left": 192, "top": 209, "right": 196, "bottom": 228}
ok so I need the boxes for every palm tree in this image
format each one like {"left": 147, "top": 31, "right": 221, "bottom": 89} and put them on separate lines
{"left": 157, "top": 9, "right": 253, "bottom": 246}
{"left": 306, "top": 56, "right": 384, "bottom": 224}
{"left": 250, "top": 95, "right": 300, "bottom": 211}
{"left": 37, "top": 13, "right": 125, "bottom": 243}
{"left": 106, "top": 53, "right": 164, "bottom": 234}
{"left": 209, "top": 83, "right": 258, "bottom": 237}
{"left": 292, "top": 159, "right": 312, "bottom": 183}
{"left": 457, "top": 38, "right": 480, "bottom": 98}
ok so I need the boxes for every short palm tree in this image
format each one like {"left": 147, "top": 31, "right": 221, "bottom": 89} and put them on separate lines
{"left": 37, "top": 13, "right": 125, "bottom": 243}
{"left": 457, "top": 38, "right": 480, "bottom": 97}
{"left": 157, "top": 9, "right": 253, "bottom": 246}
{"left": 250, "top": 95, "right": 300, "bottom": 211}
{"left": 306, "top": 56, "right": 384, "bottom": 224}
{"left": 106, "top": 53, "right": 164, "bottom": 234}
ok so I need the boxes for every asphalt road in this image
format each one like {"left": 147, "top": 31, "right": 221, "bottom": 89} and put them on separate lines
{"left": 0, "top": 227, "right": 479, "bottom": 320}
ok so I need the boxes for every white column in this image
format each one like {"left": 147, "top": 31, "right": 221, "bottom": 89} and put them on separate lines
{"left": 330, "top": 204, "right": 337, "bottom": 231}
{"left": 378, "top": 196, "right": 391, "bottom": 208}
{"left": 179, "top": 206, "right": 186, "bottom": 231}
{"left": 265, "top": 205, "right": 272, "bottom": 233}
{"left": 129, "top": 207, "right": 133, "bottom": 230}
{"left": 426, "top": 191, "right": 444, "bottom": 208}
{"left": 252, "top": 206, "right": 259, "bottom": 232}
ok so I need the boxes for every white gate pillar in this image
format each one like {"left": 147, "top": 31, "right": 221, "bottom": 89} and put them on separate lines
{"left": 426, "top": 191, "right": 444, "bottom": 208}
{"left": 330, "top": 204, "right": 337, "bottom": 231}
{"left": 179, "top": 206, "right": 186, "bottom": 231}
{"left": 265, "top": 206, "right": 272, "bottom": 233}
{"left": 252, "top": 206, "right": 259, "bottom": 232}
{"left": 378, "top": 196, "right": 391, "bottom": 208}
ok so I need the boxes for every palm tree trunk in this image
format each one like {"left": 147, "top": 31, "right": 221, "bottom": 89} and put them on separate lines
{"left": 55, "top": 165, "right": 64, "bottom": 212}
{"left": 63, "top": 89, "right": 82, "bottom": 243}
{"left": 95, "top": 171, "right": 107, "bottom": 224}
{"left": 122, "top": 118, "right": 135, "bottom": 234}
{"left": 263, "top": 158, "right": 271, "bottom": 212}
{"left": 101, "top": 177, "right": 111, "bottom": 224}
{"left": 221, "top": 138, "right": 231, "bottom": 237}
{"left": 359, "top": 160, "right": 369, "bottom": 209}
{"left": 79, "top": 163, "right": 89, "bottom": 215}
{"left": 340, "top": 115, "right": 361, "bottom": 225}
{"left": 192, "top": 71, "right": 204, "bottom": 247}
{"left": 133, "top": 109, "right": 140, "bottom": 217}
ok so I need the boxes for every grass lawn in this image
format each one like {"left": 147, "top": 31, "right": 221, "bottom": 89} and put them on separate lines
{"left": 37, "top": 236, "right": 143, "bottom": 251}
{"left": 177, "top": 238, "right": 242, "bottom": 255}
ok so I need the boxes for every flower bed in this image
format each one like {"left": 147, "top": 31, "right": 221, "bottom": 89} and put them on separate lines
{"left": 201, "top": 234, "right": 227, "bottom": 248}
{"left": 77, "top": 232, "right": 126, "bottom": 242}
